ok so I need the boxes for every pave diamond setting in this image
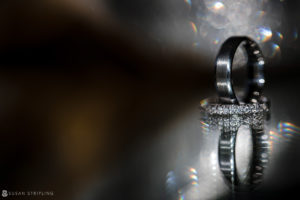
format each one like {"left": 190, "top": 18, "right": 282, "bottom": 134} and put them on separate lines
{"left": 200, "top": 100, "right": 269, "bottom": 130}
{"left": 204, "top": 103, "right": 268, "bottom": 116}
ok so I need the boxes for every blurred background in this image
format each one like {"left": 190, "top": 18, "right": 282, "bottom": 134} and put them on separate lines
{"left": 0, "top": 0, "right": 300, "bottom": 199}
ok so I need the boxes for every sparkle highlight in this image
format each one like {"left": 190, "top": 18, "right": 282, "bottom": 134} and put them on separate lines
{"left": 213, "top": 38, "right": 220, "bottom": 45}
{"left": 190, "top": 21, "right": 198, "bottom": 35}
{"left": 184, "top": 0, "right": 192, "bottom": 8}
{"left": 200, "top": 121, "right": 210, "bottom": 133}
{"left": 212, "top": 2, "right": 225, "bottom": 11}
{"left": 278, "top": 122, "right": 300, "bottom": 134}
{"left": 271, "top": 43, "right": 280, "bottom": 57}
{"left": 189, "top": 168, "right": 197, "bottom": 174}
{"left": 256, "top": 27, "right": 272, "bottom": 42}
{"left": 190, "top": 174, "right": 198, "bottom": 181}
{"left": 276, "top": 32, "right": 283, "bottom": 40}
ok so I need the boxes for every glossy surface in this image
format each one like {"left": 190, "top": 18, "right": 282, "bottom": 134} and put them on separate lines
{"left": 215, "top": 37, "right": 265, "bottom": 104}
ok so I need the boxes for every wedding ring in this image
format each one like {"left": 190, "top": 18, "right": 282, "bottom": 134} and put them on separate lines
{"left": 200, "top": 36, "right": 270, "bottom": 190}
{"left": 215, "top": 37, "right": 265, "bottom": 104}
{"left": 200, "top": 101, "right": 270, "bottom": 190}
{"left": 218, "top": 124, "right": 269, "bottom": 190}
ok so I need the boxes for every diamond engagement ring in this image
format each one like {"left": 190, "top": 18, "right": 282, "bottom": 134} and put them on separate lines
{"left": 200, "top": 37, "right": 270, "bottom": 190}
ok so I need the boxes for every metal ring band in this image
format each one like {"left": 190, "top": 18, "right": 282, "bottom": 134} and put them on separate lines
{"left": 215, "top": 36, "right": 265, "bottom": 104}
{"left": 200, "top": 98, "right": 270, "bottom": 190}
{"left": 218, "top": 125, "right": 269, "bottom": 190}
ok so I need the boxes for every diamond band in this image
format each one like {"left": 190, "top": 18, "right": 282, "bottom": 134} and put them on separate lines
{"left": 200, "top": 97, "right": 270, "bottom": 116}
{"left": 203, "top": 113, "right": 265, "bottom": 131}
{"left": 200, "top": 98, "right": 269, "bottom": 131}
{"left": 204, "top": 103, "right": 268, "bottom": 115}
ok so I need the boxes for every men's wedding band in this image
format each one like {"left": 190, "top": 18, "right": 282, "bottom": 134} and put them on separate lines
{"left": 215, "top": 37, "right": 265, "bottom": 104}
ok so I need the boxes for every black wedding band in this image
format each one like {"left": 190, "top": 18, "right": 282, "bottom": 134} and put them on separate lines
{"left": 215, "top": 37, "right": 265, "bottom": 104}
{"left": 219, "top": 125, "right": 269, "bottom": 190}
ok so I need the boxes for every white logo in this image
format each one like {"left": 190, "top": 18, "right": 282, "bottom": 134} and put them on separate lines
{"left": 2, "top": 190, "right": 8, "bottom": 197}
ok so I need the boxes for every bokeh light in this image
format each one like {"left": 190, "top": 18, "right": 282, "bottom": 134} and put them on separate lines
{"left": 190, "top": 21, "right": 198, "bottom": 35}
{"left": 256, "top": 26, "right": 273, "bottom": 43}
{"left": 270, "top": 43, "right": 281, "bottom": 57}
{"left": 182, "top": 0, "right": 285, "bottom": 59}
